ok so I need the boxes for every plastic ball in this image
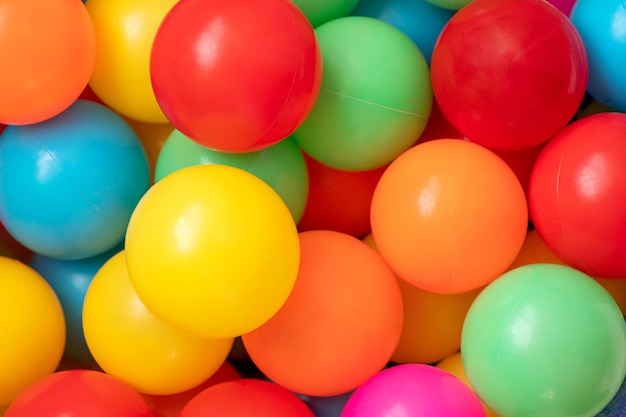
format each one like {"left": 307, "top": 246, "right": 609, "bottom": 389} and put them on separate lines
{"left": 571, "top": 0, "right": 626, "bottom": 112}
{"left": 341, "top": 364, "right": 487, "bottom": 417}
{"left": 29, "top": 245, "right": 122, "bottom": 366}
{"left": 351, "top": 0, "right": 454, "bottom": 65}
{"left": 0, "top": 257, "right": 66, "bottom": 406}
{"left": 125, "top": 164, "right": 300, "bottom": 339}
{"left": 142, "top": 361, "right": 241, "bottom": 417}
{"left": 0, "top": 0, "right": 95, "bottom": 125}
{"left": 597, "top": 377, "right": 626, "bottom": 417}
{"left": 86, "top": 0, "right": 175, "bottom": 123}
{"left": 125, "top": 119, "right": 174, "bottom": 184}
{"left": 150, "top": 0, "right": 321, "bottom": 153}
{"left": 292, "top": 0, "right": 361, "bottom": 27}
{"left": 423, "top": 0, "right": 474, "bottom": 10}
{"left": 295, "top": 16, "right": 432, "bottom": 171}
{"left": 529, "top": 112, "right": 626, "bottom": 279}
{"left": 83, "top": 251, "right": 233, "bottom": 395}
{"left": 178, "top": 379, "right": 315, "bottom": 417}
{"left": 4, "top": 370, "right": 155, "bottom": 417}
{"left": 431, "top": 0, "right": 588, "bottom": 150}
{"left": 436, "top": 353, "right": 499, "bottom": 417}
{"left": 362, "top": 233, "right": 481, "bottom": 365}
{"left": 370, "top": 139, "right": 528, "bottom": 294}
{"left": 297, "top": 153, "right": 386, "bottom": 238}
{"left": 0, "top": 99, "right": 150, "bottom": 260}
{"left": 156, "top": 131, "right": 308, "bottom": 224}
{"left": 462, "top": 264, "right": 626, "bottom": 417}
{"left": 242, "top": 230, "right": 403, "bottom": 397}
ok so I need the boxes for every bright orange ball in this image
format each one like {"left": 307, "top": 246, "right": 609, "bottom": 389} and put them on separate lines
{"left": 370, "top": 139, "right": 528, "bottom": 294}
{"left": 0, "top": 0, "right": 95, "bottom": 125}
{"left": 242, "top": 230, "right": 403, "bottom": 397}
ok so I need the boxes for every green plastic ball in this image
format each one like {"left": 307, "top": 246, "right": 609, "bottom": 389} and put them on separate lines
{"left": 294, "top": 16, "right": 432, "bottom": 171}
{"left": 155, "top": 131, "right": 308, "bottom": 224}
{"left": 291, "top": 0, "right": 361, "bottom": 28}
{"left": 462, "top": 263, "right": 626, "bottom": 417}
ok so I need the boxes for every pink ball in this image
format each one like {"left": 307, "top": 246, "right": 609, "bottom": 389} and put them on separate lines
{"left": 341, "top": 364, "right": 486, "bottom": 417}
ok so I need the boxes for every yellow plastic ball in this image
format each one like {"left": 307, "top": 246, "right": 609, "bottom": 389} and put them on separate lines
{"left": 0, "top": 257, "right": 65, "bottom": 406}
{"left": 125, "top": 164, "right": 300, "bottom": 339}
{"left": 83, "top": 251, "right": 233, "bottom": 395}
{"left": 86, "top": 0, "right": 177, "bottom": 123}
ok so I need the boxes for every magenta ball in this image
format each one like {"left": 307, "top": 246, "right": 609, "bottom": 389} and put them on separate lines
{"left": 341, "top": 364, "right": 486, "bottom": 417}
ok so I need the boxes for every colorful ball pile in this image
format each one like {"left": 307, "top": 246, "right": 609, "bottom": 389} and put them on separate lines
{"left": 0, "top": 0, "right": 625, "bottom": 416}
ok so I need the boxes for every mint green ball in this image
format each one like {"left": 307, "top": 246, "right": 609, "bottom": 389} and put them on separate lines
{"left": 294, "top": 16, "right": 432, "bottom": 171}
{"left": 462, "top": 263, "right": 626, "bottom": 417}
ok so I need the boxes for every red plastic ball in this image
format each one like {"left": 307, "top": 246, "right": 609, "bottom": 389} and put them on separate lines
{"left": 297, "top": 153, "right": 387, "bottom": 238}
{"left": 178, "top": 379, "right": 314, "bottom": 417}
{"left": 5, "top": 370, "right": 154, "bottom": 417}
{"left": 431, "top": 0, "right": 587, "bottom": 150}
{"left": 529, "top": 112, "right": 626, "bottom": 279}
{"left": 150, "top": 0, "right": 322, "bottom": 153}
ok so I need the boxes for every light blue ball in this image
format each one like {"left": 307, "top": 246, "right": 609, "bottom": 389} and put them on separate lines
{"left": 351, "top": 0, "right": 454, "bottom": 64}
{"left": 0, "top": 99, "right": 150, "bottom": 260}
{"left": 571, "top": 0, "right": 626, "bottom": 111}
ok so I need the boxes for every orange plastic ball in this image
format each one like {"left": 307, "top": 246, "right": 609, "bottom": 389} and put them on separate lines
{"left": 0, "top": 0, "right": 95, "bottom": 125}
{"left": 370, "top": 139, "right": 528, "bottom": 294}
{"left": 242, "top": 230, "right": 403, "bottom": 397}
{"left": 363, "top": 233, "right": 481, "bottom": 365}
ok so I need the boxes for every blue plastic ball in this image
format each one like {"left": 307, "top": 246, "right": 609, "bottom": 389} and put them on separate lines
{"left": 351, "top": 0, "right": 454, "bottom": 65}
{"left": 29, "top": 244, "right": 123, "bottom": 365}
{"left": 571, "top": 0, "right": 626, "bottom": 111}
{"left": 0, "top": 99, "right": 150, "bottom": 260}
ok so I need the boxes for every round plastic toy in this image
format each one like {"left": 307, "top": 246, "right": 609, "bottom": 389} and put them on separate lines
{"left": 362, "top": 233, "right": 481, "bottom": 365}
{"left": 297, "top": 153, "right": 386, "bottom": 238}
{"left": 295, "top": 16, "right": 432, "bottom": 171}
{"left": 462, "top": 264, "right": 626, "bottom": 417}
{"left": 370, "top": 139, "right": 528, "bottom": 294}
{"left": 351, "top": 0, "right": 454, "bottom": 65}
{"left": 436, "top": 353, "right": 498, "bottom": 417}
{"left": 0, "top": 257, "right": 65, "bottom": 406}
{"left": 341, "top": 364, "right": 487, "bottom": 417}
{"left": 0, "top": 99, "right": 150, "bottom": 260}
{"left": 571, "top": 0, "right": 626, "bottom": 112}
{"left": 150, "top": 0, "right": 322, "bottom": 153}
{"left": 125, "top": 119, "right": 174, "bottom": 184}
{"left": 292, "top": 0, "right": 360, "bottom": 27}
{"left": 125, "top": 164, "right": 300, "bottom": 339}
{"left": 423, "top": 0, "right": 473, "bottom": 10}
{"left": 529, "top": 112, "right": 626, "bottom": 279}
{"left": 142, "top": 361, "right": 241, "bottom": 417}
{"left": 83, "top": 251, "right": 234, "bottom": 395}
{"left": 156, "top": 131, "right": 308, "bottom": 224}
{"left": 431, "top": 0, "right": 588, "bottom": 150}
{"left": 29, "top": 245, "right": 123, "bottom": 366}
{"left": 86, "top": 0, "right": 175, "bottom": 123}
{"left": 4, "top": 370, "right": 155, "bottom": 417}
{"left": 0, "top": 0, "right": 95, "bottom": 125}
{"left": 178, "top": 379, "right": 315, "bottom": 417}
{"left": 242, "top": 230, "right": 403, "bottom": 397}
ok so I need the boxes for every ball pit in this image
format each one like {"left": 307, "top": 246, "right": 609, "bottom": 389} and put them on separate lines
{"left": 1, "top": 0, "right": 626, "bottom": 415}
